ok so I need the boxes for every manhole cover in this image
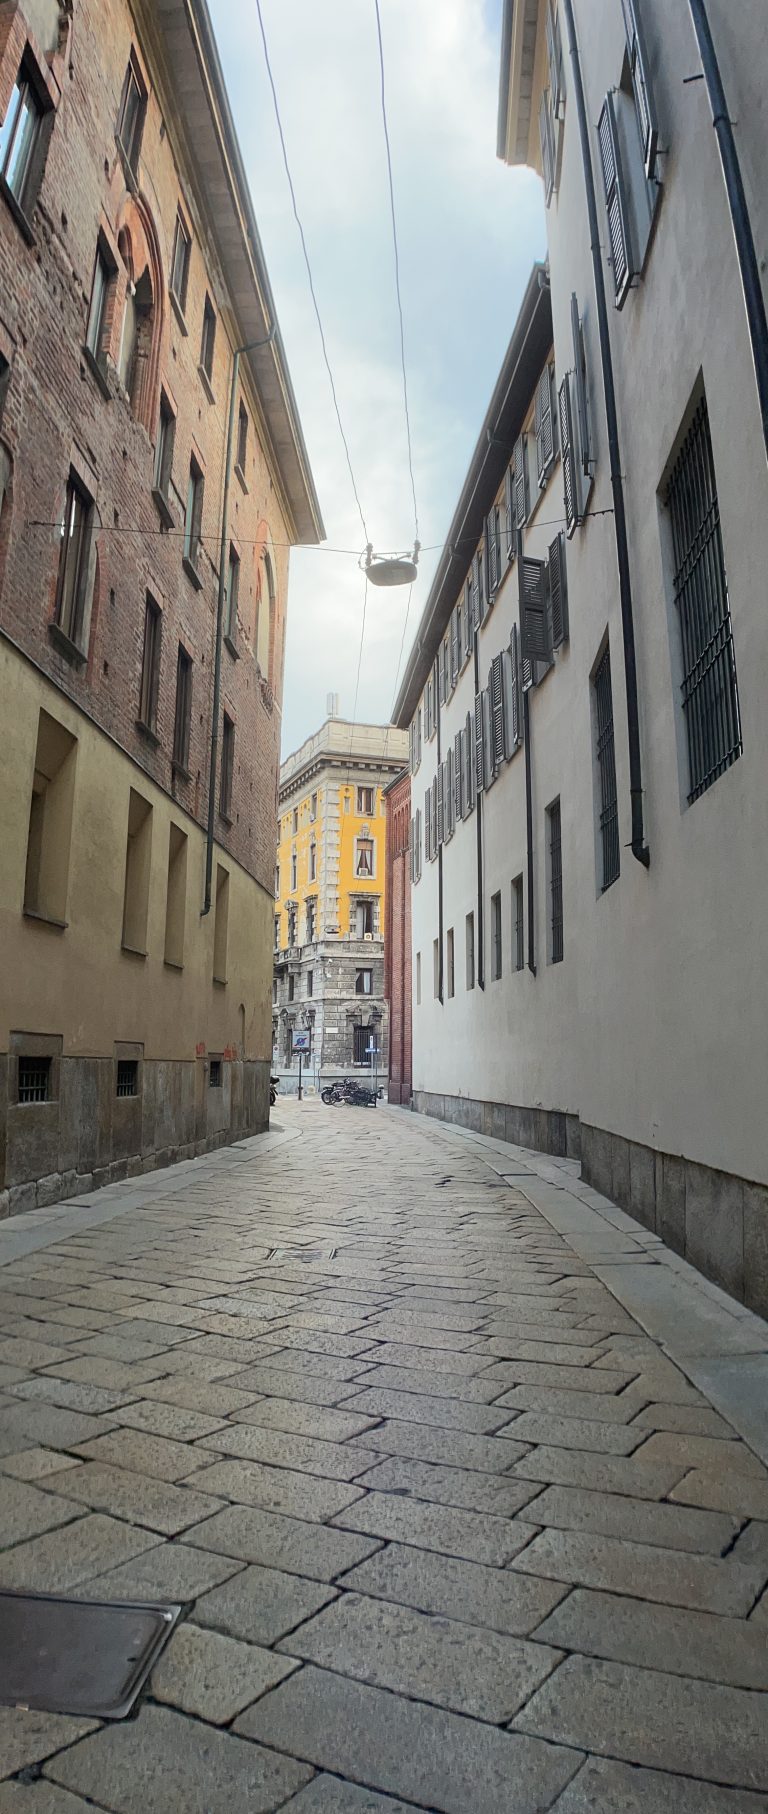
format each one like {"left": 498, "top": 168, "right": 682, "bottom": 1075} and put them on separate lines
{"left": 0, "top": 1592, "right": 181, "bottom": 1719}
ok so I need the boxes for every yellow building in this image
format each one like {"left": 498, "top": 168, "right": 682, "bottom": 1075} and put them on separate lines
{"left": 274, "top": 717, "right": 409, "bottom": 1083}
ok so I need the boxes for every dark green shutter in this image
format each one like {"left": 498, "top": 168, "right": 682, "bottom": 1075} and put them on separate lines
{"left": 504, "top": 465, "right": 515, "bottom": 561}
{"left": 513, "top": 433, "right": 529, "bottom": 529}
{"left": 539, "top": 90, "right": 555, "bottom": 207}
{"left": 570, "top": 293, "right": 591, "bottom": 476}
{"left": 519, "top": 554, "right": 550, "bottom": 662}
{"left": 534, "top": 365, "right": 554, "bottom": 487}
{"left": 598, "top": 95, "right": 632, "bottom": 307}
{"left": 490, "top": 653, "right": 505, "bottom": 772}
{"left": 548, "top": 532, "right": 569, "bottom": 648}
{"left": 474, "top": 694, "right": 485, "bottom": 793}
{"left": 559, "top": 374, "right": 577, "bottom": 535}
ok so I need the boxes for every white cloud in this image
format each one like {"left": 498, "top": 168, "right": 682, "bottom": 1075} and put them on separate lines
{"left": 208, "top": 0, "right": 545, "bottom": 754}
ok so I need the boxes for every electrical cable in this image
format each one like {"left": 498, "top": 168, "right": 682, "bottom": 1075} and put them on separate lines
{"left": 24, "top": 508, "right": 614, "bottom": 553}
{"left": 254, "top": 0, "right": 371, "bottom": 549}
{"left": 373, "top": 0, "right": 419, "bottom": 546}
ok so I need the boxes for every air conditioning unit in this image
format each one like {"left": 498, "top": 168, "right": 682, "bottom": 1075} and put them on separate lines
{"left": 363, "top": 933, "right": 374, "bottom": 941}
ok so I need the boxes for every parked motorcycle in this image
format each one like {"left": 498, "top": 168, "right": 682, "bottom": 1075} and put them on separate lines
{"left": 321, "top": 1078, "right": 376, "bottom": 1108}
{"left": 269, "top": 1075, "right": 279, "bottom": 1108}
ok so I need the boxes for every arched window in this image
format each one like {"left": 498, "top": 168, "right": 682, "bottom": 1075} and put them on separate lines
{"left": 116, "top": 216, "right": 160, "bottom": 428}
{"left": 257, "top": 551, "right": 275, "bottom": 676}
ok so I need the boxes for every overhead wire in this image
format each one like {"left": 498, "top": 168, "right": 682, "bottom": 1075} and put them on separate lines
{"left": 373, "top": 0, "right": 419, "bottom": 548}
{"left": 24, "top": 508, "right": 615, "bottom": 556}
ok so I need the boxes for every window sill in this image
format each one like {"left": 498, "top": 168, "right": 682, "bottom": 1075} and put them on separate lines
{"left": 172, "top": 759, "right": 191, "bottom": 784}
{"left": 224, "top": 632, "right": 239, "bottom": 661}
{"left": 213, "top": 975, "right": 227, "bottom": 989}
{"left": 170, "top": 290, "right": 189, "bottom": 336}
{"left": 182, "top": 554, "right": 203, "bottom": 591}
{"left": 152, "top": 486, "right": 175, "bottom": 530}
{"left": 198, "top": 364, "right": 215, "bottom": 405}
{"left": 234, "top": 462, "right": 248, "bottom": 494}
{"left": 219, "top": 810, "right": 233, "bottom": 829}
{"left": 116, "top": 137, "right": 140, "bottom": 195}
{"left": 135, "top": 718, "right": 159, "bottom": 746}
{"left": 164, "top": 958, "right": 184, "bottom": 972}
{"left": 48, "top": 621, "right": 87, "bottom": 667}
{"left": 23, "top": 908, "right": 67, "bottom": 931}
{"left": 82, "top": 345, "right": 111, "bottom": 400}
{"left": 121, "top": 943, "right": 147, "bottom": 959}
{"left": 0, "top": 176, "right": 34, "bottom": 245}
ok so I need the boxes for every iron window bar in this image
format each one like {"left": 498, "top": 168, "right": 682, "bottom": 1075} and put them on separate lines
{"left": 116, "top": 1060, "right": 138, "bottom": 1098}
{"left": 666, "top": 397, "right": 742, "bottom": 802}
{"left": 18, "top": 1056, "right": 50, "bottom": 1103}
{"left": 549, "top": 800, "right": 563, "bottom": 963}
{"left": 595, "top": 648, "right": 620, "bottom": 889}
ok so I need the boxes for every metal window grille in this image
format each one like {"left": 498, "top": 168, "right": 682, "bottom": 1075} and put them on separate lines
{"left": 139, "top": 597, "right": 161, "bottom": 731}
{"left": 220, "top": 715, "right": 235, "bottom": 818}
{"left": 18, "top": 1056, "right": 51, "bottom": 1104}
{"left": 594, "top": 648, "right": 620, "bottom": 889}
{"left": 549, "top": 799, "right": 563, "bottom": 963}
{"left": 116, "top": 1059, "right": 138, "bottom": 1098}
{"left": 491, "top": 893, "right": 502, "bottom": 980}
{"left": 512, "top": 876, "right": 524, "bottom": 971}
{"left": 666, "top": 399, "right": 742, "bottom": 803}
{"left": 353, "top": 1024, "right": 371, "bottom": 1065}
{"left": 209, "top": 1058, "right": 222, "bottom": 1088}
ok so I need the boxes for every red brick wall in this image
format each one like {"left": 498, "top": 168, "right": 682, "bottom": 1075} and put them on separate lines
{"left": 384, "top": 770, "right": 412, "bottom": 1105}
{"left": 0, "top": 0, "right": 291, "bottom": 895}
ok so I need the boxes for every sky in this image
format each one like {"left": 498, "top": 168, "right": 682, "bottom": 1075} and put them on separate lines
{"left": 207, "top": 0, "right": 546, "bottom": 757}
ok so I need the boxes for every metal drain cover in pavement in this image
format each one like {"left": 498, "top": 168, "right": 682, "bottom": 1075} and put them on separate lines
{"left": 0, "top": 1592, "right": 181, "bottom": 1719}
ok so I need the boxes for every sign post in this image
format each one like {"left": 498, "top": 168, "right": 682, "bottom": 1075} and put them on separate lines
{"left": 292, "top": 1029, "right": 310, "bottom": 1101}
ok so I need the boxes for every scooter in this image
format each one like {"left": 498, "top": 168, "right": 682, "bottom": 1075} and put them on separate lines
{"left": 269, "top": 1075, "right": 279, "bottom": 1108}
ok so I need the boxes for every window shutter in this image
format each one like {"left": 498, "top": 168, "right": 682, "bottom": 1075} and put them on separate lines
{"left": 474, "top": 694, "right": 485, "bottom": 793}
{"left": 548, "top": 532, "right": 569, "bottom": 648}
{"left": 539, "top": 89, "right": 556, "bottom": 207}
{"left": 570, "top": 293, "right": 591, "bottom": 476}
{"left": 620, "top": 0, "right": 658, "bottom": 178}
{"left": 424, "top": 786, "right": 432, "bottom": 862}
{"left": 546, "top": 0, "right": 564, "bottom": 115}
{"left": 504, "top": 465, "right": 515, "bottom": 561}
{"left": 482, "top": 690, "right": 494, "bottom": 789}
{"left": 534, "top": 365, "right": 555, "bottom": 487}
{"left": 475, "top": 550, "right": 487, "bottom": 625}
{"left": 503, "top": 623, "right": 521, "bottom": 754}
{"left": 417, "top": 707, "right": 422, "bottom": 765}
{"left": 457, "top": 599, "right": 464, "bottom": 669}
{"left": 445, "top": 750, "right": 454, "bottom": 838}
{"left": 598, "top": 94, "right": 632, "bottom": 307}
{"left": 490, "top": 653, "right": 505, "bottom": 773}
{"left": 436, "top": 766, "right": 444, "bottom": 845}
{"left": 485, "top": 508, "right": 501, "bottom": 599}
{"left": 454, "top": 730, "right": 463, "bottom": 819}
{"left": 416, "top": 808, "right": 422, "bottom": 880}
{"left": 519, "top": 554, "right": 550, "bottom": 662}
{"left": 559, "top": 374, "right": 578, "bottom": 536}
{"left": 409, "top": 816, "right": 416, "bottom": 883}
{"left": 438, "top": 645, "right": 446, "bottom": 705}
{"left": 432, "top": 775, "right": 439, "bottom": 853}
{"left": 522, "top": 653, "right": 534, "bottom": 692}
{"left": 409, "top": 722, "right": 416, "bottom": 774}
{"left": 465, "top": 712, "right": 475, "bottom": 811}
{"left": 450, "top": 607, "right": 459, "bottom": 681}
{"left": 513, "top": 433, "right": 529, "bottom": 529}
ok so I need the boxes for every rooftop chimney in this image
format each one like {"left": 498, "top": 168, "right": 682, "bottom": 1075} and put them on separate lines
{"left": 327, "top": 692, "right": 340, "bottom": 719}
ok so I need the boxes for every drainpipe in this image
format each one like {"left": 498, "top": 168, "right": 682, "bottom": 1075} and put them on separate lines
{"left": 436, "top": 687, "right": 444, "bottom": 1004}
{"left": 472, "top": 631, "right": 484, "bottom": 989}
{"left": 523, "top": 687, "right": 536, "bottom": 975}
{"left": 202, "top": 326, "right": 275, "bottom": 916}
{"left": 687, "top": 0, "right": 768, "bottom": 464}
{"left": 560, "top": 0, "right": 650, "bottom": 868}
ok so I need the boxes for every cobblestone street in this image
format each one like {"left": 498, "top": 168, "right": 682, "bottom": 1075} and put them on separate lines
{"left": 1, "top": 1101, "right": 767, "bottom": 1812}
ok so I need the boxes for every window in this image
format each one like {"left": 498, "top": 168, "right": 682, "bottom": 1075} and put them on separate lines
{"left": 122, "top": 789, "right": 152, "bottom": 955}
{"left": 154, "top": 393, "right": 175, "bottom": 499}
{"left": 18, "top": 1056, "right": 51, "bottom": 1103}
{"left": 546, "top": 1, "right": 565, "bottom": 116}
{"left": 534, "top": 365, "right": 557, "bottom": 488}
{"left": 357, "top": 785, "right": 374, "bottom": 815}
{"left": 307, "top": 969, "right": 314, "bottom": 997}
{"left": 23, "top": 711, "right": 77, "bottom": 925}
{"left": 55, "top": 474, "right": 93, "bottom": 650}
{"left": 539, "top": 88, "right": 556, "bottom": 208}
{"left": 354, "top": 1024, "right": 371, "bottom": 1066}
{"left": 513, "top": 432, "right": 530, "bottom": 529}
{"left": 446, "top": 928, "right": 455, "bottom": 999}
{"left": 355, "top": 899, "right": 374, "bottom": 938}
{"left": 184, "top": 458, "right": 203, "bottom": 570}
{"left": 213, "top": 864, "right": 229, "bottom": 982}
{"left": 433, "top": 938, "right": 440, "bottom": 999}
{"left": 86, "top": 246, "right": 112, "bottom": 362}
{"left": 274, "top": 913, "right": 281, "bottom": 950}
{"left": 173, "top": 646, "right": 192, "bottom": 772}
{"left": 309, "top": 841, "right": 316, "bottom": 882}
{"left": 138, "top": 595, "right": 161, "bottom": 732}
{"left": 200, "top": 295, "right": 216, "bottom": 383}
{"left": 236, "top": 401, "right": 248, "bottom": 474}
{"left": 0, "top": 350, "right": 9, "bottom": 421}
{"left": 116, "top": 1059, "right": 138, "bottom": 1098}
{"left": 209, "top": 1058, "right": 222, "bottom": 1088}
{"left": 416, "top": 952, "right": 421, "bottom": 1005}
{"left": 310, "top": 792, "right": 318, "bottom": 821}
{"left": 593, "top": 646, "right": 620, "bottom": 889}
{"left": 293, "top": 809, "right": 299, "bottom": 834}
{"left": 465, "top": 913, "right": 475, "bottom": 990}
{"left": 597, "top": 31, "right": 660, "bottom": 314}
{"left": 291, "top": 850, "right": 297, "bottom": 890}
{"left": 512, "top": 875, "right": 524, "bottom": 972}
{"left": 287, "top": 902, "right": 297, "bottom": 946}
{"left": 620, "top": 0, "right": 658, "bottom": 179}
{"left": 0, "top": 60, "right": 45, "bottom": 214}
{"left": 355, "top": 838, "right": 374, "bottom": 877}
{"left": 306, "top": 897, "right": 316, "bottom": 941}
{"left": 274, "top": 864, "right": 280, "bottom": 897}
{"left": 490, "top": 892, "right": 502, "bottom": 981}
{"left": 665, "top": 396, "right": 741, "bottom": 802}
{"left": 117, "top": 56, "right": 146, "bottom": 171}
{"left": 220, "top": 713, "right": 234, "bottom": 819}
{"left": 485, "top": 506, "right": 502, "bottom": 600}
{"left": 226, "top": 545, "right": 240, "bottom": 642}
{"left": 489, "top": 654, "right": 506, "bottom": 776}
{"left": 164, "top": 823, "right": 187, "bottom": 968}
{"left": 171, "top": 211, "right": 191, "bottom": 313}
{"left": 548, "top": 798, "right": 563, "bottom": 963}
{"left": 355, "top": 969, "right": 372, "bottom": 995}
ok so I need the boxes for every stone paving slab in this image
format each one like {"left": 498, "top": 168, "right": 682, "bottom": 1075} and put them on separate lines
{"left": 50, "top": 1462, "right": 225, "bottom": 1535}
{"left": 72, "top": 1427, "right": 218, "bottom": 1482}
{"left": 193, "top": 1420, "right": 379, "bottom": 1481}
{"left": 343, "top": 1387, "right": 509, "bottom": 1434}
{"left": 0, "top": 1448, "right": 81, "bottom": 1482}
{"left": 45, "top": 1703, "right": 313, "bottom": 1813}
{"left": 185, "top": 1502, "right": 382, "bottom": 1580}
{"left": 356, "top": 1456, "right": 543, "bottom": 1517}
{"left": 513, "top": 1525, "right": 765, "bottom": 1613}
{"left": 550, "top": 1758, "right": 768, "bottom": 1811}
{"left": 279, "top": 1589, "right": 562, "bottom": 1722}
{"left": 671, "top": 1468, "right": 768, "bottom": 1519}
{"left": 237, "top": 1665, "right": 582, "bottom": 1814}
{"left": 72, "top": 1540, "right": 243, "bottom": 1602}
{"left": 194, "top": 1563, "right": 339, "bottom": 1645}
{"left": 340, "top": 1541, "right": 569, "bottom": 1635}
{"left": 150, "top": 1620, "right": 299, "bottom": 1724}
{"left": 0, "top": 1513, "right": 162, "bottom": 1590}
{"left": 187, "top": 1457, "right": 364, "bottom": 1521}
{"left": 515, "top": 1654, "right": 768, "bottom": 1789}
{"left": 232, "top": 1398, "right": 380, "bottom": 1441}
{"left": 333, "top": 1490, "right": 538, "bottom": 1565}
{"left": 1, "top": 1478, "right": 84, "bottom": 1548}
{"left": 535, "top": 1586, "right": 768, "bottom": 1687}
{"left": 279, "top": 1780, "right": 420, "bottom": 1812}
{"left": 0, "top": 1782, "right": 100, "bottom": 1813}
{"left": 521, "top": 1483, "right": 739, "bottom": 1553}
{"left": 0, "top": 1711, "right": 98, "bottom": 1784}
{"left": 511, "top": 1444, "right": 686, "bottom": 1498}
{"left": 349, "top": 1417, "right": 528, "bottom": 1473}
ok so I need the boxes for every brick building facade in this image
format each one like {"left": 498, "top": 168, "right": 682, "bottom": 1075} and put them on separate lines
{"left": 383, "top": 768, "right": 412, "bottom": 1106}
{"left": 0, "top": 0, "right": 322, "bottom": 1213}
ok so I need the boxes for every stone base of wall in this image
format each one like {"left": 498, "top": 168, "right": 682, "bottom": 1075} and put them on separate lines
{"left": 0, "top": 1055, "right": 270, "bottom": 1219}
{"left": 581, "top": 1124, "right": 768, "bottom": 1320}
{"left": 411, "top": 1090, "right": 767, "bottom": 1319}
{"left": 412, "top": 1090, "right": 581, "bottom": 1162}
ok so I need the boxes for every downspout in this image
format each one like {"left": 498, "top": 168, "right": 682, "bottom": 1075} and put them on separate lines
{"left": 436, "top": 687, "right": 444, "bottom": 1004}
{"left": 687, "top": 0, "right": 768, "bottom": 463}
{"left": 202, "top": 347, "right": 240, "bottom": 917}
{"left": 473, "top": 632, "right": 485, "bottom": 989}
{"left": 523, "top": 687, "right": 536, "bottom": 975}
{"left": 560, "top": 0, "right": 650, "bottom": 868}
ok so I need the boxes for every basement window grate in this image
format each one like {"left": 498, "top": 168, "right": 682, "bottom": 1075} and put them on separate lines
{"left": 18, "top": 1057, "right": 51, "bottom": 1104}
{"left": 209, "top": 1059, "right": 222, "bottom": 1088}
{"left": 116, "top": 1060, "right": 138, "bottom": 1098}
